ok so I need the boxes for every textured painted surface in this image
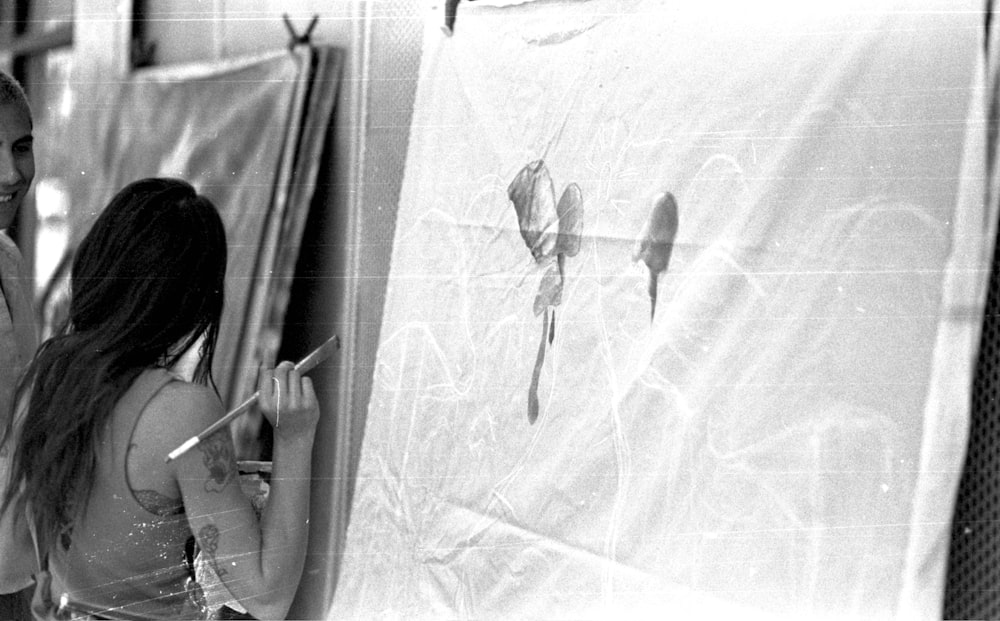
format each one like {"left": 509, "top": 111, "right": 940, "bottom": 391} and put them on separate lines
{"left": 332, "top": 1, "right": 984, "bottom": 618}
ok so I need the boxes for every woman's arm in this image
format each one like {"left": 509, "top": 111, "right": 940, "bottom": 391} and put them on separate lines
{"left": 163, "top": 362, "right": 318, "bottom": 619}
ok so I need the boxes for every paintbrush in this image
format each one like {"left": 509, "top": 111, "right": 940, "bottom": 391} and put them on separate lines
{"left": 165, "top": 334, "right": 340, "bottom": 462}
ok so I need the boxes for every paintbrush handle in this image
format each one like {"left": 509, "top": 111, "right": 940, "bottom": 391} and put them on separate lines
{"left": 166, "top": 335, "right": 339, "bottom": 462}
{"left": 291, "top": 335, "right": 338, "bottom": 374}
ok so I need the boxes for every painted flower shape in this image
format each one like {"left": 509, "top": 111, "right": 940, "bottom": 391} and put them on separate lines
{"left": 633, "top": 191, "right": 679, "bottom": 320}
{"left": 507, "top": 159, "right": 585, "bottom": 424}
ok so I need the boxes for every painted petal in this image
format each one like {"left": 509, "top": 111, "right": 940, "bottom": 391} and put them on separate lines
{"left": 533, "top": 262, "right": 563, "bottom": 316}
{"left": 507, "top": 159, "right": 558, "bottom": 261}
{"left": 634, "top": 191, "right": 679, "bottom": 273}
{"left": 554, "top": 182, "right": 584, "bottom": 258}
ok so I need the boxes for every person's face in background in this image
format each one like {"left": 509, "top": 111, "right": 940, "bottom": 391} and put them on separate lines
{"left": 0, "top": 102, "right": 33, "bottom": 230}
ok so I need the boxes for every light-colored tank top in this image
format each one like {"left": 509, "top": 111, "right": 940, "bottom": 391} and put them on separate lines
{"left": 48, "top": 368, "right": 205, "bottom": 619}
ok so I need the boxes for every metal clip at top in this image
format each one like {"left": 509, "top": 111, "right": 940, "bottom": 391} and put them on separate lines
{"left": 283, "top": 13, "right": 319, "bottom": 49}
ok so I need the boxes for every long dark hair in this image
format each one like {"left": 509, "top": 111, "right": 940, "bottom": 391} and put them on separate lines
{"left": 1, "top": 177, "right": 227, "bottom": 542}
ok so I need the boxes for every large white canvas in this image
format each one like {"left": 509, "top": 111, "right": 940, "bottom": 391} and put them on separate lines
{"left": 331, "top": 2, "right": 984, "bottom": 618}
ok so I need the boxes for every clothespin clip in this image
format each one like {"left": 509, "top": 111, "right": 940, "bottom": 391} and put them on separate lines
{"left": 441, "top": 0, "right": 460, "bottom": 36}
{"left": 282, "top": 13, "right": 319, "bottom": 50}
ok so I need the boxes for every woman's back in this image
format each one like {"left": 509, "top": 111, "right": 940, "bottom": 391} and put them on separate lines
{"left": 50, "top": 368, "right": 203, "bottom": 619}
{"left": 4, "top": 178, "right": 319, "bottom": 620}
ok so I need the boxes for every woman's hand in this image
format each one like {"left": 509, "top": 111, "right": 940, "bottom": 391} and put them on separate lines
{"left": 257, "top": 361, "right": 319, "bottom": 439}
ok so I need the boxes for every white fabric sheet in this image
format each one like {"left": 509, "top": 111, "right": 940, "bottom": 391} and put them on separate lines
{"left": 331, "top": 2, "right": 984, "bottom": 618}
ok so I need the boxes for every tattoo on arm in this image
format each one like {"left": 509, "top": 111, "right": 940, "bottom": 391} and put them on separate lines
{"left": 198, "top": 523, "right": 227, "bottom": 578}
{"left": 197, "top": 430, "right": 236, "bottom": 493}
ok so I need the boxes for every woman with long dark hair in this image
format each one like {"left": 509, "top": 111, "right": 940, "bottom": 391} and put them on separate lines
{"left": 0, "top": 177, "right": 318, "bottom": 619}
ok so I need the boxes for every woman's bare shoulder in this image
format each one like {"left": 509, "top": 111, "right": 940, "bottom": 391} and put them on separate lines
{"left": 139, "top": 378, "right": 225, "bottom": 445}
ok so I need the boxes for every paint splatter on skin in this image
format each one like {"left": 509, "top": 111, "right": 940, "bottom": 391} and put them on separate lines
{"left": 634, "top": 192, "right": 679, "bottom": 321}
{"left": 508, "top": 159, "right": 584, "bottom": 423}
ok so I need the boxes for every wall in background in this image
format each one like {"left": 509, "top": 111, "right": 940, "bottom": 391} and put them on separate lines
{"left": 0, "top": 1, "right": 423, "bottom": 616}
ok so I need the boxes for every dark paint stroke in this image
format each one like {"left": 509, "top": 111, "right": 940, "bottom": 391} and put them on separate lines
{"left": 634, "top": 192, "right": 679, "bottom": 321}
{"left": 441, "top": 0, "right": 460, "bottom": 36}
{"left": 528, "top": 306, "right": 550, "bottom": 424}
